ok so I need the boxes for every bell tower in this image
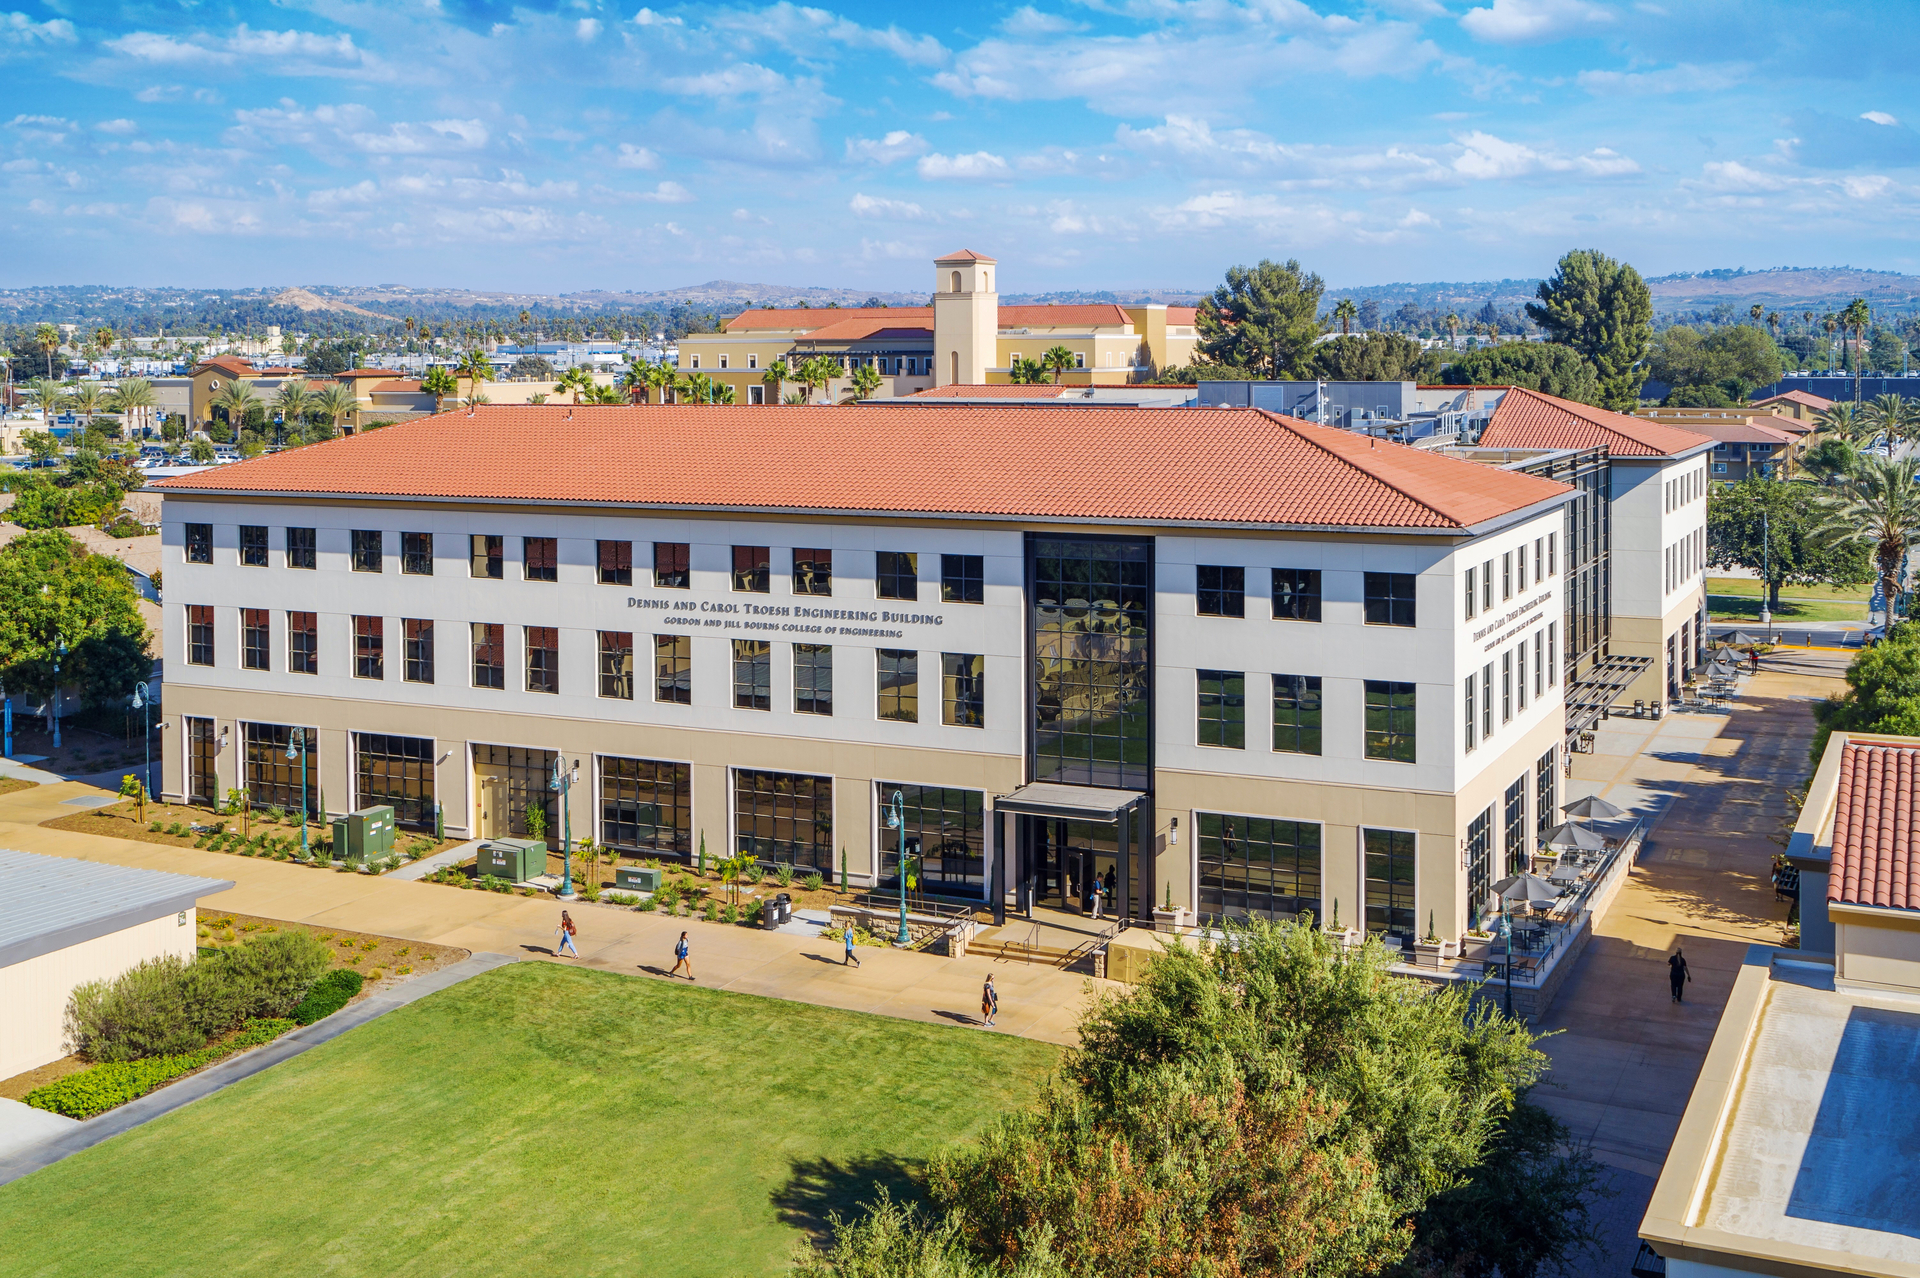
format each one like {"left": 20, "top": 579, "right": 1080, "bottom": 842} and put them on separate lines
{"left": 931, "top": 249, "right": 998, "bottom": 386}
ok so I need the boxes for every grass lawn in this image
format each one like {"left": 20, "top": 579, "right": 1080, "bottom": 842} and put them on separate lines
{"left": 1705, "top": 576, "right": 1870, "bottom": 603}
{"left": 0, "top": 963, "right": 1060, "bottom": 1278}
{"left": 1706, "top": 594, "right": 1868, "bottom": 622}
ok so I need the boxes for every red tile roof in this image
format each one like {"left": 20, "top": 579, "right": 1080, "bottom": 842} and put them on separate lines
{"left": 1670, "top": 419, "right": 1795, "bottom": 445}
{"left": 906, "top": 384, "right": 1073, "bottom": 399}
{"left": 1167, "top": 307, "right": 1198, "bottom": 324}
{"left": 999, "top": 304, "right": 1136, "bottom": 328}
{"left": 1753, "top": 389, "right": 1835, "bottom": 411}
{"left": 371, "top": 379, "right": 423, "bottom": 393}
{"left": 1748, "top": 413, "right": 1815, "bottom": 436}
{"left": 334, "top": 368, "right": 405, "bottom": 379}
{"left": 790, "top": 318, "right": 933, "bottom": 343}
{"left": 724, "top": 307, "right": 931, "bottom": 333}
{"left": 1830, "top": 740, "right": 1920, "bottom": 911}
{"left": 936, "top": 248, "right": 996, "bottom": 262}
{"left": 152, "top": 404, "right": 1571, "bottom": 531}
{"left": 191, "top": 356, "right": 256, "bottom": 376}
{"left": 1477, "top": 387, "right": 1713, "bottom": 458}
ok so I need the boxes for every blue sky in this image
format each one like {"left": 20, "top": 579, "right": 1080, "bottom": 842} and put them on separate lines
{"left": 2, "top": 0, "right": 1917, "bottom": 293}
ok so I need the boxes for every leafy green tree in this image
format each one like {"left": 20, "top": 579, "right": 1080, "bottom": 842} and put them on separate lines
{"left": 1811, "top": 623, "right": 1920, "bottom": 764}
{"left": 188, "top": 438, "right": 215, "bottom": 463}
{"left": 1525, "top": 249, "right": 1654, "bottom": 410}
{"left": 1309, "top": 333, "right": 1438, "bottom": 382}
{"left": 1708, "top": 476, "right": 1870, "bottom": 610}
{"left": 1440, "top": 343, "right": 1601, "bottom": 403}
{"left": 1648, "top": 325, "right": 1782, "bottom": 401}
{"left": 507, "top": 354, "right": 555, "bottom": 380}
{"left": 1870, "top": 327, "right": 1906, "bottom": 373}
{"left": 20, "top": 430, "right": 59, "bottom": 464}
{"left": 1812, "top": 455, "right": 1920, "bottom": 619}
{"left": 1196, "top": 259, "right": 1326, "bottom": 378}
{"left": 1802, "top": 435, "right": 1859, "bottom": 484}
{"left": 0, "top": 529, "right": 150, "bottom": 713}
{"left": 419, "top": 366, "right": 457, "bottom": 413}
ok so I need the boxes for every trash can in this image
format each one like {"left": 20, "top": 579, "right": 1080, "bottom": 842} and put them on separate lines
{"left": 761, "top": 898, "right": 780, "bottom": 929}
{"left": 775, "top": 892, "right": 793, "bottom": 924}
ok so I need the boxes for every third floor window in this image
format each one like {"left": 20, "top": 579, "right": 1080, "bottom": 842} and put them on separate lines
{"left": 1363, "top": 572, "right": 1416, "bottom": 627}
{"left": 470, "top": 535, "right": 502, "bottom": 579}
{"left": 524, "top": 537, "right": 557, "bottom": 582}
{"left": 655, "top": 542, "right": 689, "bottom": 589}
{"left": 239, "top": 525, "right": 268, "bottom": 567}
{"left": 401, "top": 532, "right": 433, "bottom": 575}
{"left": 1271, "top": 569, "right": 1322, "bottom": 622}
{"left": 598, "top": 540, "right": 632, "bottom": 586}
{"left": 793, "top": 548, "right": 832, "bottom": 596}
{"left": 185, "top": 523, "right": 212, "bottom": 564}
{"left": 876, "top": 551, "right": 917, "bottom": 600}
{"left": 1196, "top": 565, "right": 1244, "bottom": 617}
{"left": 286, "top": 527, "right": 316, "bottom": 570}
{"left": 731, "top": 545, "right": 768, "bottom": 593}
{"left": 351, "top": 530, "right": 382, "bottom": 573}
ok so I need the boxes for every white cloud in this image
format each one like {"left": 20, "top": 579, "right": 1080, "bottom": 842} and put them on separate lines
{"left": 1863, "top": 111, "right": 1900, "bottom": 127}
{"left": 845, "top": 130, "right": 929, "bottom": 164}
{"left": 631, "top": 8, "right": 683, "bottom": 26}
{"left": 662, "top": 63, "right": 792, "bottom": 98}
{"left": 614, "top": 143, "right": 660, "bottom": 169}
{"left": 576, "top": 18, "right": 603, "bottom": 41}
{"left": 638, "top": 181, "right": 694, "bottom": 203}
{"left": 1576, "top": 62, "right": 1747, "bottom": 96}
{"left": 2, "top": 12, "right": 75, "bottom": 44}
{"left": 1459, "top": 0, "right": 1613, "bottom": 45}
{"left": 1451, "top": 131, "right": 1639, "bottom": 178}
{"left": 1000, "top": 7, "right": 1083, "bottom": 36}
{"left": 103, "top": 25, "right": 387, "bottom": 79}
{"left": 849, "top": 193, "right": 931, "bottom": 221}
{"left": 107, "top": 32, "right": 215, "bottom": 65}
{"left": 95, "top": 119, "right": 139, "bottom": 135}
{"left": 917, "top": 151, "right": 1010, "bottom": 180}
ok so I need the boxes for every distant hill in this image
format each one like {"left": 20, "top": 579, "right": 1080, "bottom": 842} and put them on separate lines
{"left": 1641, "top": 266, "right": 1920, "bottom": 312}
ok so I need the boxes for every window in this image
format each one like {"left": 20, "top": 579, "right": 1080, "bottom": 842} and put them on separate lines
{"left": 1464, "top": 566, "right": 1477, "bottom": 620}
{"left": 597, "top": 540, "right": 632, "bottom": 586}
{"left": 288, "top": 611, "right": 317, "bottom": 674}
{"left": 286, "top": 527, "right": 316, "bottom": 570}
{"left": 240, "top": 525, "right": 268, "bottom": 567}
{"left": 794, "top": 643, "right": 833, "bottom": 715}
{"left": 875, "top": 784, "right": 986, "bottom": 893}
{"left": 1031, "top": 536, "right": 1152, "bottom": 790}
{"left": 1270, "top": 674, "right": 1322, "bottom": 755}
{"left": 690, "top": 354, "right": 699, "bottom": 369}
{"left": 1198, "top": 813, "right": 1322, "bottom": 923}
{"left": 525, "top": 626, "right": 558, "bottom": 694}
{"left": 1197, "top": 670, "right": 1246, "bottom": 749}
{"left": 1517, "top": 641, "right": 1528, "bottom": 710}
{"left": 876, "top": 551, "right": 918, "bottom": 600}
{"left": 1363, "top": 828, "right": 1416, "bottom": 940}
{"left": 597, "top": 631, "right": 633, "bottom": 699}
{"left": 733, "top": 639, "right": 770, "bottom": 710}
{"left": 351, "top": 530, "right": 382, "bottom": 573}
{"left": 1546, "top": 622, "right": 1557, "bottom": 685}
{"left": 793, "top": 548, "right": 832, "bottom": 596}
{"left": 396, "top": 531, "right": 433, "bottom": 576}
{"left": 1464, "top": 674, "right": 1477, "bottom": 752}
{"left": 655, "top": 634, "right": 691, "bottom": 704}
{"left": 733, "top": 769, "right": 833, "bottom": 872}
{"left": 1466, "top": 808, "right": 1493, "bottom": 928}
{"left": 1364, "top": 680, "right": 1415, "bottom": 762}
{"left": 1534, "top": 630, "right": 1544, "bottom": 697}
{"left": 242, "top": 609, "right": 269, "bottom": 670}
{"left": 1536, "top": 748, "right": 1558, "bottom": 838}
{"left": 654, "top": 542, "right": 690, "bottom": 589}
{"left": 877, "top": 648, "right": 918, "bottom": 722}
{"left": 600, "top": 757, "right": 692, "bottom": 857}
{"left": 355, "top": 734, "right": 436, "bottom": 830}
{"left": 1481, "top": 664, "right": 1493, "bottom": 739}
{"left": 1534, "top": 537, "right": 1542, "bottom": 581}
{"left": 1271, "top": 569, "right": 1322, "bottom": 622}
{"left": 1363, "top": 572, "right": 1415, "bottom": 627}
{"left": 404, "top": 619, "right": 434, "bottom": 683}
{"left": 1502, "top": 552, "right": 1512, "bottom": 601}
{"left": 524, "top": 536, "right": 557, "bottom": 582}
{"left": 243, "top": 722, "right": 319, "bottom": 812}
{"left": 473, "top": 744, "right": 557, "bottom": 838}
{"left": 184, "top": 523, "right": 212, "bottom": 564}
{"left": 472, "top": 622, "right": 504, "bottom": 689}
{"left": 940, "top": 554, "right": 983, "bottom": 604}
{"left": 1196, "top": 565, "right": 1245, "bottom": 617}
{"left": 748, "top": 354, "right": 758, "bottom": 370}
{"left": 470, "top": 534, "right": 502, "bottom": 579}
{"left": 942, "top": 652, "right": 984, "bottom": 727}
{"left": 353, "top": 615, "right": 384, "bottom": 679}
{"left": 1482, "top": 560, "right": 1493, "bottom": 611}
{"left": 1548, "top": 533, "right": 1556, "bottom": 575}
{"left": 1503, "top": 777, "right": 1528, "bottom": 877}
{"left": 1501, "top": 650, "right": 1512, "bottom": 723}
{"left": 731, "top": 545, "right": 769, "bottom": 593}
{"left": 718, "top": 354, "right": 728, "bottom": 369}
{"left": 187, "top": 605, "right": 214, "bottom": 665}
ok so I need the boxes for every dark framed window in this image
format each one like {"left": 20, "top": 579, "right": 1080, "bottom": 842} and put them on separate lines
{"left": 1465, "top": 674, "right": 1477, "bottom": 752}
{"left": 184, "top": 523, "right": 212, "bottom": 564}
{"left": 1271, "top": 674, "right": 1322, "bottom": 755}
{"left": 1196, "top": 565, "right": 1244, "bottom": 617}
{"left": 1363, "top": 827, "right": 1416, "bottom": 940}
{"left": 473, "top": 743, "right": 556, "bottom": 838}
{"left": 472, "top": 622, "right": 504, "bottom": 689}
{"left": 1030, "top": 536, "right": 1152, "bottom": 791}
{"left": 876, "top": 551, "right": 917, "bottom": 600}
{"left": 731, "top": 545, "right": 769, "bottom": 593}
{"left": 239, "top": 525, "right": 268, "bottom": 567}
{"left": 187, "top": 604, "right": 213, "bottom": 665}
{"left": 524, "top": 537, "right": 557, "bottom": 582}
{"left": 597, "top": 540, "right": 633, "bottom": 586}
{"left": 1271, "top": 568, "right": 1322, "bottom": 622}
{"left": 599, "top": 631, "right": 633, "bottom": 699}
{"left": 288, "top": 611, "right": 317, "bottom": 674}
{"left": 186, "top": 717, "right": 217, "bottom": 805}
{"left": 354, "top": 733, "right": 435, "bottom": 830}
{"left": 1467, "top": 807, "right": 1493, "bottom": 930}
{"left": 876, "top": 783, "right": 985, "bottom": 894}
{"left": 404, "top": 619, "right": 434, "bottom": 683}
{"left": 732, "top": 639, "right": 770, "bottom": 710}
{"left": 877, "top": 648, "right": 918, "bottom": 722}
{"left": 525, "top": 626, "right": 558, "bottom": 694}
{"left": 1198, "top": 813, "right": 1321, "bottom": 923}
{"left": 1481, "top": 665, "right": 1493, "bottom": 740}
{"left": 940, "top": 554, "right": 983, "bottom": 604}
{"left": 353, "top": 615, "right": 384, "bottom": 679}
{"left": 1197, "top": 669, "right": 1245, "bottom": 748}
{"left": 470, "top": 534, "right": 502, "bottom": 579}
{"left": 733, "top": 769, "right": 833, "bottom": 872}
{"left": 242, "top": 608, "right": 269, "bottom": 670}
{"left": 244, "top": 721, "right": 319, "bottom": 812}
{"left": 1364, "top": 680, "right": 1416, "bottom": 763}
{"left": 654, "top": 542, "right": 690, "bottom": 589}
{"left": 351, "top": 530, "right": 382, "bottom": 573}
{"left": 401, "top": 532, "right": 433, "bottom": 575}
{"left": 793, "top": 548, "right": 832, "bottom": 596}
{"left": 1503, "top": 776, "right": 1528, "bottom": 877}
{"left": 1464, "top": 565, "right": 1477, "bottom": 620}
{"left": 942, "top": 653, "right": 984, "bottom": 727}
{"left": 600, "top": 757, "right": 691, "bottom": 857}
{"left": 794, "top": 643, "right": 832, "bottom": 715}
{"left": 1502, "top": 650, "right": 1513, "bottom": 723}
{"left": 286, "top": 527, "right": 316, "bottom": 570}
{"left": 1363, "top": 571, "right": 1415, "bottom": 627}
{"left": 655, "top": 634, "right": 691, "bottom": 704}
{"left": 1535, "top": 748, "right": 1557, "bottom": 839}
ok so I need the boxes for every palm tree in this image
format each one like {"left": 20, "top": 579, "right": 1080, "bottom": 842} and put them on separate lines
{"left": 1009, "top": 356, "right": 1048, "bottom": 385}
{"left": 760, "top": 362, "right": 784, "bottom": 406}
{"left": 455, "top": 349, "right": 493, "bottom": 405}
{"left": 1333, "top": 298, "right": 1357, "bottom": 336}
{"left": 844, "top": 362, "right": 882, "bottom": 403}
{"left": 107, "top": 378, "right": 156, "bottom": 438}
{"left": 1843, "top": 298, "right": 1872, "bottom": 405}
{"left": 1749, "top": 304, "right": 1764, "bottom": 327}
{"left": 274, "top": 379, "right": 313, "bottom": 439}
{"left": 211, "top": 379, "right": 261, "bottom": 439}
{"left": 556, "top": 366, "right": 593, "bottom": 404}
{"left": 1822, "top": 313, "right": 1840, "bottom": 373}
{"left": 314, "top": 382, "right": 359, "bottom": 435}
{"left": 1813, "top": 455, "right": 1920, "bottom": 619}
{"left": 34, "top": 324, "right": 59, "bottom": 378}
{"left": 1042, "top": 345, "right": 1076, "bottom": 385}
{"left": 24, "top": 376, "right": 59, "bottom": 430}
{"left": 1860, "top": 394, "right": 1910, "bottom": 450}
{"left": 64, "top": 381, "right": 107, "bottom": 438}
{"left": 1766, "top": 311, "right": 1780, "bottom": 344}
{"left": 642, "top": 359, "right": 676, "bottom": 404}
{"left": 1445, "top": 312, "right": 1460, "bottom": 349}
{"left": 795, "top": 355, "right": 833, "bottom": 404}
{"left": 1814, "top": 402, "right": 1864, "bottom": 444}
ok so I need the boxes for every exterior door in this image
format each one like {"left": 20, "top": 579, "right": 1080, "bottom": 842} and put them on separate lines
{"left": 478, "top": 775, "right": 508, "bottom": 840}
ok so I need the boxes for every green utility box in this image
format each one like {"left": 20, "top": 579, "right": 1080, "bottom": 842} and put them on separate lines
{"left": 330, "top": 806, "right": 396, "bottom": 861}
{"left": 478, "top": 838, "right": 548, "bottom": 882}
{"left": 615, "top": 865, "right": 662, "bottom": 894}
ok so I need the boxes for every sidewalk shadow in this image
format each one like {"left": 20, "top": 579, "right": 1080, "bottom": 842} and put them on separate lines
{"left": 519, "top": 944, "right": 556, "bottom": 957}
{"left": 774, "top": 1152, "right": 927, "bottom": 1246}
{"left": 932, "top": 1009, "right": 982, "bottom": 1027}
{"left": 800, "top": 952, "right": 849, "bottom": 965}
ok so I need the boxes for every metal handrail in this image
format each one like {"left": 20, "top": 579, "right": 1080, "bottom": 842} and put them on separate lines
{"left": 1059, "top": 919, "right": 1121, "bottom": 969}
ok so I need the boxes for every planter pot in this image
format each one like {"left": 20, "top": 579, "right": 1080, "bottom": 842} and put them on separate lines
{"left": 1325, "top": 926, "right": 1361, "bottom": 949}
{"left": 1413, "top": 941, "right": 1445, "bottom": 968}
{"left": 1152, "top": 907, "right": 1189, "bottom": 933}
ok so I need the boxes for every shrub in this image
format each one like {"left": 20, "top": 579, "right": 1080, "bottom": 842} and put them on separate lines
{"left": 27, "top": 1019, "right": 296, "bottom": 1119}
{"left": 217, "top": 930, "right": 330, "bottom": 1020}
{"left": 702, "top": 899, "right": 718, "bottom": 922}
{"left": 636, "top": 895, "right": 658, "bottom": 911}
{"left": 294, "top": 970, "right": 364, "bottom": 1023}
{"left": 803, "top": 872, "right": 823, "bottom": 892}
{"left": 64, "top": 955, "right": 204, "bottom": 1062}
{"left": 147, "top": 821, "right": 162, "bottom": 832}
{"left": 606, "top": 892, "right": 639, "bottom": 906}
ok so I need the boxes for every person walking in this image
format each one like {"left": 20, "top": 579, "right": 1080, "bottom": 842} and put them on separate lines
{"left": 670, "top": 930, "right": 693, "bottom": 980}
{"left": 1748, "top": 648, "right": 1760, "bottom": 675}
{"left": 1669, "top": 949, "right": 1691, "bottom": 1003}
{"left": 556, "top": 909, "right": 579, "bottom": 959}
{"left": 1089, "top": 877, "right": 1105, "bottom": 921}
{"left": 843, "top": 925, "right": 861, "bottom": 968}
{"left": 981, "top": 973, "right": 998, "bottom": 1028}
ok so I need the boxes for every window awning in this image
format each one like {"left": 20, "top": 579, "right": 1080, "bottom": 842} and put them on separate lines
{"left": 1565, "top": 654, "right": 1654, "bottom": 739}
{"left": 993, "top": 783, "right": 1147, "bottom": 822}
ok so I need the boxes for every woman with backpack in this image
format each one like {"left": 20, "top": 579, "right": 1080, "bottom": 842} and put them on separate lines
{"left": 556, "top": 910, "right": 579, "bottom": 958}
{"left": 981, "top": 973, "right": 998, "bottom": 1028}
{"left": 670, "top": 930, "right": 693, "bottom": 980}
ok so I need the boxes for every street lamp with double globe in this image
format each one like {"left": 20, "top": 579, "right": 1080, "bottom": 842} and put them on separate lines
{"left": 285, "top": 727, "right": 309, "bottom": 862}
{"left": 884, "top": 789, "right": 909, "bottom": 945}
{"left": 549, "top": 755, "right": 578, "bottom": 901}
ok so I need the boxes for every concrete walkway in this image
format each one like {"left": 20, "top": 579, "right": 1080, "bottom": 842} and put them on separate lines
{"left": 383, "top": 837, "right": 482, "bottom": 881}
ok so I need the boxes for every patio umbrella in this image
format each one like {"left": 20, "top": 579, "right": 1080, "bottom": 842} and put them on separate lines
{"left": 1723, "top": 630, "right": 1758, "bottom": 645}
{"left": 1543, "top": 821, "right": 1607, "bottom": 851}
{"left": 1708, "top": 661, "right": 1738, "bottom": 679}
{"left": 1492, "top": 873, "right": 1561, "bottom": 908}
{"left": 1561, "top": 794, "right": 1625, "bottom": 821}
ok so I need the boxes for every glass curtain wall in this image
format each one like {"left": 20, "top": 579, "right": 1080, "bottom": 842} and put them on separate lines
{"left": 1028, "top": 535, "right": 1153, "bottom": 790}
{"left": 473, "top": 744, "right": 557, "bottom": 837}
{"left": 733, "top": 769, "right": 833, "bottom": 872}
{"left": 243, "top": 721, "right": 320, "bottom": 810}
{"left": 1196, "top": 812, "right": 1322, "bottom": 923}
{"left": 600, "top": 757, "right": 692, "bottom": 857}
{"left": 354, "top": 733, "right": 435, "bottom": 828}
{"left": 874, "top": 783, "right": 986, "bottom": 896}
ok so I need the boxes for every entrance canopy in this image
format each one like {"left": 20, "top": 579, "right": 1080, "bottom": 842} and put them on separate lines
{"left": 1565, "top": 654, "right": 1653, "bottom": 741}
{"left": 994, "top": 782, "right": 1146, "bottom": 823}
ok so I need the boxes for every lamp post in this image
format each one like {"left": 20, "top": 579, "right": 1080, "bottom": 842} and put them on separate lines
{"left": 132, "top": 681, "right": 151, "bottom": 802}
{"left": 549, "top": 755, "right": 577, "bottom": 901}
{"left": 50, "top": 636, "right": 64, "bottom": 750}
{"left": 1497, "top": 911, "right": 1514, "bottom": 1016}
{"left": 285, "top": 727, "right": 308, "bottom": 862}
{"left": 884, "top": 788, "right": 908, "bottom": 945}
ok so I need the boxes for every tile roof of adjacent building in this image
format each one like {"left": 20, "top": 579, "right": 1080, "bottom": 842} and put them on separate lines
{"left": 0, "top": 848, "right": 233, "bottom": 968}
{"left": 1670, "top": 418, "right": 1796, "bottom": 445}
{"left": 1830, "top": 740, "right": 1920, "bottom": 910}
{"left": 906, "top": 384, "right": 1077, "bottom": 398}
{"left": 1747, "top": 412, "right": 1815, "bottom": 435}
{"left": 1476, "top": 386, "right": 1714, "bottom": 458}
{"left": 789, "top": 317, "right": 935, "bottom": 344}
{"left": 724, "top": 307, "right": 931, "bottom": 333}
{"left": 936, "top": 248, "right": 996, "bottom": 262}
{"left": 999, "top": 304, "right": 1136, "bottom": 328}
{"left": 152, "top": 404, "right": 1572, "bottom": 531}
{"left": 1166, "top": 307, "right": 1198, "bottom": 324}
{"left": 191, "top": 356, "right": 257, "bottom": 376}
{"left": 1753, "top": 389, "right": 1836, "bottom": 411}
{"left": 371, "top": 379, "right": 423, "bottom": 393}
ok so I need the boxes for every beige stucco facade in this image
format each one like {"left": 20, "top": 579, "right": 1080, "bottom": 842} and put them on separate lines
{"left": 1, "top": 909, "right": 198, "bottom": 1078}
{"left": 1610, "top": 585, "right": 1709, "bottom": 707}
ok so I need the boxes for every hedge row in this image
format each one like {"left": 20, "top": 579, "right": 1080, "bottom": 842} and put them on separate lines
{"left": 289, "top": 969, "right": 363, "bottom": 1026}
{"left": 25, "top": 1018, "right": 296, "bottom": 1119}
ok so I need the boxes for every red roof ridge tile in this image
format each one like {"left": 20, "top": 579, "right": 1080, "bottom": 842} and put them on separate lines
{"left": 1479, "top": 386, "right": 1713, "bottom": 458}
{"left": 1830, "top": 739, "right": 1920, "bottom": 911}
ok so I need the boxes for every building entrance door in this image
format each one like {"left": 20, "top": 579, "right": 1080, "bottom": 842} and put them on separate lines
{"left": 1028, "top": 818, "right": 1119, "bottom": 915}
{"left": 477, "top": 775, "right": 508, "bottom": 840}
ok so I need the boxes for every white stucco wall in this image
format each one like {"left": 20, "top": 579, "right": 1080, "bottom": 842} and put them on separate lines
{"left": 0, "top": 909, "right": 198, "bottom": 1078}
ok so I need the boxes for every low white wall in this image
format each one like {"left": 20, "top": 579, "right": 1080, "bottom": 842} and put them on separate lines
{"left": 0, "top": 909, "right": 197, "bottom": 1078}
